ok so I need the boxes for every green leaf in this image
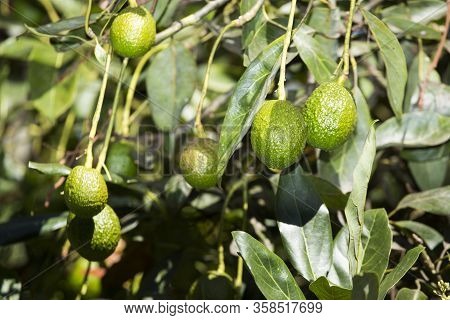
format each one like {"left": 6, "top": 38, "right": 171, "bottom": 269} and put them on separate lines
{"left": 232, "top": 231, "right": 305, "bottom": 300}
{"left": 394, "top": 186, "right": 450, "bottom": 216}
{"left": 378, "top": 245, "right": 424, "bottom": 299}
{"left": 361, "top": 209, "right": 391, "bottom": 281}
{"left": 146, "top": 43, "right": 197, "bottom": 131}
{"left": 293, "top": 26, "right": 337, "bottom": 84}
{"left": 394, "top": 221, "right": 443, "bottom": 250}
{"left": 318, "top": 86, "right": 373, "bottom": 193}
{"left": 31, "top": 13, "right": 102, "bottom": 35}
{"left": 382, "top": 0, "right": 447, "bottom": 25}
{"left": 28, "top": 161, "right": 71, "bottom": 176}
{"left": 309, "top": 277, "right": 351, "bottom": 300}
{"left": 362, "top": 9, "right": 407, "bottom": 119}
{"left": 275, "top": 166, "right": 333, "bottom": 282}
{"left": 328, "top": 227, "right": 352, "bottom": 289}
{"left": 352, "top": 273, "right": 379, "bottom": 300}
{"left": 306, "top": 175, "right": 348, "bottom": 210}
{"left": 396, "top": 287, "right": 427, "bottom": 300}
{"left": 400, "top": 142, "right": 450, "bottom": 162}
{"left": 217, "top": 36, "right": 284, "bottom": 177}
{"left": 376, "top": 112, "right": 450, "bottom": 148}
{"left": 344, "top": 123, "right": 377, "bottom": 275}
{"left": 383, "top": 16, "right": 441, "bottom": 40}
{"left": 408, "top": 157, "right": 449, "bottom": 190}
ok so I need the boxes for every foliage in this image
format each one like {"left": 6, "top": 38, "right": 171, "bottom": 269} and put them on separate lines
{"left": 0, "top": 0, "right": 449, "bottom": 300}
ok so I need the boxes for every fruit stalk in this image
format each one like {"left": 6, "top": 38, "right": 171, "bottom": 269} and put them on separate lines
{"left": 341, "top": 0, "right": 357, "bottom": 81}
{"left": 277, "top": 0, "right": 297, "bottom": 101}
{"left": 84, "top": 0, "right": 93, "bottom": 38}
{"left": 128, "top": 0, "right": 138, "bottom": 8}
{"left": 96, "top": 58, "right": 129, "bottom": 172}
{"left": 234, "top": 179, "right": 248, "bottom": 290}
{"left": 121, "top": 43, "right": 168, "bottom": 137}
{"left": 75, "top": 261, "right": 91, "bottom": 300}
{"left": 85, "top": 49, "right": 112, "bottom": 169}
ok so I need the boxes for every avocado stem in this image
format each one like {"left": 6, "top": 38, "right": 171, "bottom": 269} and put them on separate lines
{"left": 277, "top": 0, "right": 297, "bottom": 101}
{"left": 342, "top": 0, "right": 357, "bottom": 78}
{"left": 128, "top": 0, "right": 138, "bottom": 8}
{"left": 85, "top": 49, "right": 112, "bottom": 169}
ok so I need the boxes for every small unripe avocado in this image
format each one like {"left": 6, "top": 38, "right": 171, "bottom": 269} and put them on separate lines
{"left": 64, "top": 166, "right": 108, "bottom": 218}
{"left": 66, "top": 205, "right": 121, "bottom": 262}
{"left": 302, "top": 81, "right": 357, "bottom": 151}
{"left": 251, "top": 100, "right": 307, "bottom": 171}
{"left": 110, "top": 6, "right": 156, "bottom": 58}
{"left": 179, "top": 139, "right": 218, "bottom": 189}
{"left": 105, "top": 141, "right": 137, "bottom": 178}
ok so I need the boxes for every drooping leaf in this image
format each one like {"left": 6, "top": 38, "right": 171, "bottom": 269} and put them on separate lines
{"left": 344, "top": 123, "right": 377, "bottom": 275}
{"left": 352, "top": 273, "right": 380, "bottom": 300}
{"left": 328, "top": 227, "right": 352, "bottom": 289}
{"left": 275, "top": 166, "right": 333, "bottom": 282}
{"left": 217, "top": 36, "right": 284, "bottom": 177}
{"left": 408, "top": 157, "right": 449, "bottom": 190}
{"left": 28, "top": 162, "right": 71, "bottom": 176}
{"left": 395, "top": 287, "right": 427, "bottom": 300}
{"left": 309, "top": 277, "right": 351, "bottom": 300}
{"left": 394, "top": 221, "right": 443, "bottom": 250}
{"left": 146, "top": 43, "right": 197, "bottom": 131}
{"left": 376, "top": 112, "right": 450, "bottom": 148}
{"left": 393, "top": 186, "right": 450, "bottom": 216}
{"left": 232, "top": 231, "right": 305, "bottom": 300}
{"left": 362, "top": 9, "right": 407, "bottom": 119}
{"left": 378, "top": 245, "right": 424, "bottom": 299}
{"left": 318, "top": 86, "right": 373, "bottom": 193}
{"left": 400, "top": 142, "right": 450, "bottom": 162}
{"left": 361, "top": 209, "right": 392, "bottom": 282}
{"left": 293, "top": 26, "right": 337, "bottom": 84}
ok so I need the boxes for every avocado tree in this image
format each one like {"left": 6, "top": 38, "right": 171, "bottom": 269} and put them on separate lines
{"left": 0, "top": 0, "right": 449, "bottom": 300}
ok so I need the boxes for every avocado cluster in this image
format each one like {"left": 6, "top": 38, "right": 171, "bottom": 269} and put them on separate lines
{"left": 64, "top": 166, "right": 121, "bottom": 261}
{"left": 250, "top": 81, "right": 357, "bottom": 171}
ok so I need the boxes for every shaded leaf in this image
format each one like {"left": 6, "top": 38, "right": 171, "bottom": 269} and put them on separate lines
{"left": 396, "top": 287, "right": 427, "bottom": 300}
{"left": 294, "top": 26, "right": 337, "bottom": 83}
{"left": 28, "top": 161, "right": 71, "bottom": 176}
{"left": 352, "top": 273, "right": 379, "bottom": 300}
{"left": 217, "top": 36, "right": 284, "bottom": 177}
{"left": 306, "top": 175, "right": 348, "bottom": 210}
{"left": 362, "top": 9, "right": 407, "bottom": 119}
{"left": 276, "top": 166, "right": 332, "bottom": 282}
{"left": 232, "top": 231, "right": 305, "bottom": 300}
{"left": 361, "top": 209, "right": 392, "bottom": 282}
{"left": 31, "top": 13, "right": 102, "bottom": 35}
{"left": 146, "top": 43, "right": 197, "bottom": 131}
{"left": 408, "top": 157, "right": 448, "bottom": 190}
{"left": 376, "top": 112, "right": 450, "bottom": 148}
{"left": 344, "top": 123, "right": 377, "bottom": 275}
{"left": 328, "top": 227, "right": 352, "bottom": 289}
{"left": 394, "top": 221, "right": 443, "bottom": 250}
{"left": 318, "top": 86, "right": 373, "bottom": 193}
{"left": 378, "top": 245, "right": 424, "bottom": 299}
{"left": 309, "top": 277, "right": 351, "bottom": 300}
{"left": 394, "top": 186, "right": 450, "bottom": 216}
{"left": 400, "top": 142, "right": 450, "bottom": 162}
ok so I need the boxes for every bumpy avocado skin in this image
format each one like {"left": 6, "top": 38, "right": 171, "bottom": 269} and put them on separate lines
{"left": 251, "top": 100, "right": 307, "bottom": 171}
{"left": 110, "top": 6, "right": 156, "bottom": 58}
{"left": 302, "top": 81, "right": 357, "bottom": 151}
{"left": 67, "top": 205, "right": 121, "bottom": 262}
{"left": 180, "top": 139, "right": 219, "bottom": 189}
{"left": 64, "top": 166, "right": 108, "bottom": 218}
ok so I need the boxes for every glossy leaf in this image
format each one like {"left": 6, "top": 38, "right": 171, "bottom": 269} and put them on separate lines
{"left": 378, "top": 245, "right": 424, "bottom": 299}
{"left": 217, "top": 37, "right": 284, "bottom": 177}
{"left": 394, "top": 221, "right": 443, "bottom": 250}
{"left": 328, "top": 228, "right": 352, "bottom": 289}
{"left": 344, "top": 123, "right": 377, "bottom": 275}
{"left": 394, "top": 186, "right": 450, "bottom": 216}
{"left": 275, "top": 166, "right": 333, "bottom": 282}
{"left": 318, "top": 86, "right": 373, "bottom": 193}
{"left": 232, "top": 231, "right": 305, "bottom": 300}
{"left": 146, "top": 43, "right": 197, "bottom": 131}
{"left": 352, "top": 273, "right": 379, "bottom": 300}
{"left": 396, "top": 287, "right": 427, "bottom": 300}
{"left": 28, "top": 161, "right": 71, "bottom": 176}
{"left": 294, "top": 26, "right": 337, "bottom": 84}
{"left": 309, "top": 277, "right": 351, "bottom": 300}
{"left": 376, "top": 112, "right": 450, "bottom": 148}
{"left": 361, "top": 209, "right": 392, "bottom": 282}
{"left": 362, "top": 9, "right": 407, "bottom": 119}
